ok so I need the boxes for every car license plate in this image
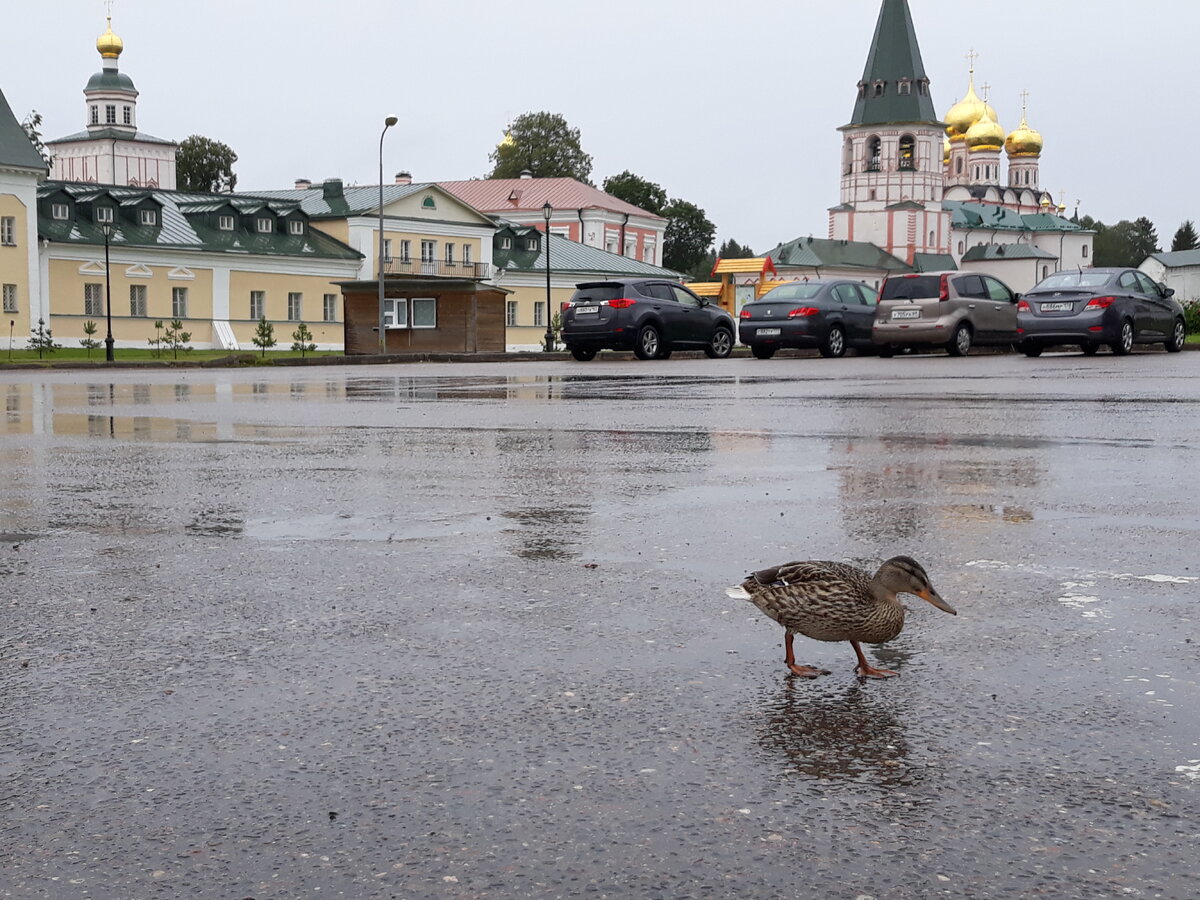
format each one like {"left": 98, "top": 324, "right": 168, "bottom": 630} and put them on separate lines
{"left": 575, "top": 306, "right": 599, "bottom": 315}
{"left": 891, "top": 309, "right": 920, "bottom": 320}
{"left": 756, "top": 328, "right": 781, "bottom": 337}
{"left": 1040, "top": 302, "right": 1072, "bottom": 312}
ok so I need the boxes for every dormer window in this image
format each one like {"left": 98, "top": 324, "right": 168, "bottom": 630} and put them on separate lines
{"left": 422, "top": 196, "right": 437, "bottom": 210}
{"left": 140, "top": 209, "right": 158, "bottom": 226}
{"left": 872, "top": 80, "right": 885, "bottom": 98}
{"left": 52, "top": 203, "right": 69, "bottom": 220}
{"left": 289, "top": 220, "right": 304, "bottom": 235}
{"left": 898, "top": 79, "right": 912, "bottom": 96}
{"left": 218, "top": 215, "right": 235, "bottom": 231}
{"left": 500, "top": 237, "right": 512, "bottom": 250}
{"left": 96, "top": 207, "right": 115, "bottom": 224}
{"left": 526, "top": 238, "right": 539, "bottom": 251}
{"left": 257, "top": 217, "right": 273, "bottom": 233}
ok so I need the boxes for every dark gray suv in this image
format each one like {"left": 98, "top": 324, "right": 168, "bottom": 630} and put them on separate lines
{"left": 560, "top": 279, "right": 736, "bottom": 361}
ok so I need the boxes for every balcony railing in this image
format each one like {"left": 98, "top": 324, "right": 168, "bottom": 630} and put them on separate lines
{"left": 382, "top": 259, "right": 490, "bottom": 279}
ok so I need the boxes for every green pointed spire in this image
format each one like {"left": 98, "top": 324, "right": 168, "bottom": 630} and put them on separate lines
{"left": 847, "top": 0, "right": 939, "bottom": 127}
{"left": 0, "top": 87, "right": 47, "bottom": 172}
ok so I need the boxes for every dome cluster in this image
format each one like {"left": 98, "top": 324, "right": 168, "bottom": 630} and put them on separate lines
{"left": 944, "top": 71, "right": 1042, "bottom": 157}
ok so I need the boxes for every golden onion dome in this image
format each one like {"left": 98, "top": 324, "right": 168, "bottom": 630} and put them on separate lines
{"left": 943, "top": 135, "right": 951, "bottom": 164}
{"left": 966, "top": 107, "right": 1005, "bottom": 151}
{"left": 499, "top": 124, "right": 515, "bottom": 148}
{"left": 96, "top": 16, "right": 123, "bottom": 59}
{"left": 944, "top": 73, "right": 996, "bottom": 142}
{"left": 1005, "top": 113, "right": 1044, "bottom": 157}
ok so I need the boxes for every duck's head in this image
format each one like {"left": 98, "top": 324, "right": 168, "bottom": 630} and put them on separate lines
{"left": 877, "top": 556, "right": 957, "bottom": 615}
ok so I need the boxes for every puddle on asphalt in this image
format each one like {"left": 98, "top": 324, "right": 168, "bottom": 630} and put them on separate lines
{"left": 244, "top": 512, "right": 499, "bottom": 543}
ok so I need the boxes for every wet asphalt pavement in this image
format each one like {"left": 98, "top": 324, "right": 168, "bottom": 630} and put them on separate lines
{"left": 1, "top": 350, "right": 1198, "bottom": 899}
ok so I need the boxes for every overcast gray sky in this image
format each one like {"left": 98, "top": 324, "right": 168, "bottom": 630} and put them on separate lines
{"left": 8, "top": 1, "right": 1196, "bottom": 252}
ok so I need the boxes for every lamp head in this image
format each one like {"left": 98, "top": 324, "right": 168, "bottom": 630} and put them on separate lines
{"left": 384, "top": 115, "right": 398, "bottom": 128}
{"left": 101, "top": 222, "right": 113, "bottom": 237}
{"left": 542, "top": 201, "right": 553, "bottom": 222}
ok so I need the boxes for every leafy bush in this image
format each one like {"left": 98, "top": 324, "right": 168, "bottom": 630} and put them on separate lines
{"left": 1183, "top": 299, "right": 1200, "bottom": 335}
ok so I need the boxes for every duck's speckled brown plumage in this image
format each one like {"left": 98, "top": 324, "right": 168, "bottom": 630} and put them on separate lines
{"left": 728, "top": 556, "right": 954, "bottom": 678}
{"left": 739, "top": 560, "right": 907, "bottom": 644}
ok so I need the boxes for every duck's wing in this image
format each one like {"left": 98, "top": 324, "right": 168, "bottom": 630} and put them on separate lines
{"left": 751, "top": 560, "right": 869, "bottom": 591}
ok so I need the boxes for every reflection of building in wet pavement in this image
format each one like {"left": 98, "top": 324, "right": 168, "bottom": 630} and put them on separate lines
{"left": 752, "top": 680, "right": 921, "bottom": 789}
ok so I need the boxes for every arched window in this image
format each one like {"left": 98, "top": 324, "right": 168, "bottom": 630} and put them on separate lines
{"left": 843, "top": 139, "right": 854, "bottom": 176}
{"left": 928, "top": 231, "right": 935, "bottom": 245}
{"left": 867, "top": 137, "right": 882, "bottom": 172}
{"left": 1042, "top": 265, "right": 1049, "bottom": 279}
{"left": 956, "top": 157, "right": 963, "bottom": 175}
{"left": 898, "top": 135, "right": 916, "bottom": 171}
{"left": 1082, "top": 244, "right": 1089, "bottom": 258}
{"left": 958, "top": 241, "right": 964, "bottom": 254}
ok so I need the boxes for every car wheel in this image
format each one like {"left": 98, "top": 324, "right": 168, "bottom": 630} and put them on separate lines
{"left": 750, "top": 344, "right": 776, "bottom": 360}
{"left": 569, "top": 346, "right": 597, "bottom": 361}
{"left": 1020, "top": 342, "right": 1043, "bottom": 357}
{"left": 1166, "top": 318, "right": 1186, "bottom": 353}
{"left": 877, "top": 345, "right": 895, "bottom": 358}
{"left": 1110, "top": 320, "right": 1134, "bottom": 355}
{"left": 819, "top": 324, "right": 846, "bottom": 358}
{"left": 704, "top": 327, "right": 734, "bottom": 359}
{"left": 947, "top": 323, "right": 973, "bottom": 357}
{"left": 633, "top": 324, "right": 661, "bottom": 360}
{"left": 1081, "top": 342, "right": 1100, "bottom": 356}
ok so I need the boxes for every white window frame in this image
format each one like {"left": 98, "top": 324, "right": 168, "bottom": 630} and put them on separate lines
{"left": 123, "top": 106, "right": 132, "bottom": 125}
{"left": 525, "top": 238, "right": 539, "bottom": 251}
{"left": 257, "top": 217, "right": 274, "bottom": 234}
{"left": 445, "top": 242, "right": 455, "bottom": 265}
{"left": 90, "top": 106, "right": 99, "bottom": 125}
{"left": 420, "top": 240, "right": 436, "bottom": 262}
{"left": 172, "top": 286, "right": 188, "bottom": 318}
{"left": 289, "top": 220, "right": 304, "bottom": 235}
{"left": 140, "top": 209, "right": 157, "bottom": 226}
{"left": 250, "top": 290, "right": 265, "bottom": 321}
{"left": 534, "top": 301, "right": 546, "bottom": 327}
{"left": 96, "top": 207, "right": 114, "bottom": 224}
{"left": 463, "top": 244, "right": 472, "bottom": 265}
{"left": 323, "top": 293, "right": 337, "bottom": 322}
{"left": 129, "top": 284, "right": 147, "bottom": 317}
{"left": 51, "top": 203, "right": 69, "bottom": 221}
{"left": 383, "top": 297, "right": 407, "bottom": 328}
{"left": 0, "top": 217, "right": 14, "bottom": 245}
{"left": 2, "top": 283, "right": 16, "bottom": 314}
{"left": 218, "top": 215, "right": 235, "bottom": 231}
{"left": 499, "top": 237, "right": 511, "bottom": 250}
{"left": 411, "top": 297, "right": 437, "bottom": 329}
{"left": 84, "top": 283, "right": 104, "bottom": 316}
{"left": 383, "top": 238, "right": 392, "bottom": 261}
{"left": 399, "top": 239, "right": 411, "bottom": 263}
{"left": 287, "top": 292, "right": 302, "bottom": 321}
{"left": 506, "top": 300, "right": 518, "bottom": 327}
{"left": 105, "top": 104, "right": 116, "bottom": 124}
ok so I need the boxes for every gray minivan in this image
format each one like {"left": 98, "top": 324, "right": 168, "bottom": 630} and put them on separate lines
{"left": 872, "top": 271, "right": 1021, "bottom": 357}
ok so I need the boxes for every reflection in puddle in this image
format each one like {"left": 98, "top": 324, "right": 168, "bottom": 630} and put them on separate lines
{"left": 501, "top": 505, "right": 588, "bottom": 560}
{"left": 186, "top": 507, "right": 246, "bottom": 537}
{"left": 245, "top": 512, "right": 497, "bottom": 543}
{"left": 753, "top": 681, "right": 920, "bottom": 788}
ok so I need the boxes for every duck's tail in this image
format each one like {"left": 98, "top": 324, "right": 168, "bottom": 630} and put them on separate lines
{"left": 725, "top": 585, "right": 751, "bottom": 600}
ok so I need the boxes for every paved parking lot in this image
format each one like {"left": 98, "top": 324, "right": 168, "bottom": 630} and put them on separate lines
{"left": 2, "top": 351, "right": 1198, "bottom": 898}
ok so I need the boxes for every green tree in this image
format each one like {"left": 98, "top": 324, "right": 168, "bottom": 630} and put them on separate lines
{"left": 1084, "top": 217, "right": 1159, "bottom": 268}
{"left": 487, "top": 112, "right": 593, "bottom": 183}
{"left": 601, "top": 171, "right": 667, "bottom": 215}
{"left": 291, "top": 322, "right": 316, "bottom": 357}
{"left": 163, "top": 319, "right": 192, "bottom": 359}
{"left": 20, "top": 110, "right": 52, "bottom": 168}
{"left": 27, "top": 318, "right": 60, "bottom": 358}
{"left": 80, "top": 320, "right": 101, "bottom": 357}
{"left": 662, "top": 198, "right": 716, "bottom": 275}
{"left": 717, "top": 239, "right": 756, "bottom": 259}
{"left": 176, "top": 134, "right": 238, "bottom": 193}
{"left": 252, "top": 316, "right": 276, "bottom": 357}
{"left": 1171, "top": 220, "right": 1199, "bottom": 252}
{"left": 147, "top": 319, "right": 165, "bottom": 357}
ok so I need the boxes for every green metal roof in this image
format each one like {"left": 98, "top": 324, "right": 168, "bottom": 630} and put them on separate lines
{"left": 493, "top": 225, "right": 680, "bottom": 278}
{"left": 85, "top": 69, "right": 137, "bottom": 93}
{"left": 0, "top": 86, "right": 48, "bottom": 172}
{"left": 846, "top": 0, "right": 939, "bottom": 127}
{"left": 37, "top": 181, "right": 361, "bottom": 261}
{"left": 254, "top": 181, "right": 449, "bottom": 219}
{"left": 46, "top": 128, "right": 176, "bottom": 146}
{"left": 1149, "top": 249, "right": 1200, "bottom": 268}
{"left": 961, "top": 243, "right": 1056, "bottom": 262}
{"left": 945, "top": 201, "right": 1087, "bottom": 234}
{"left": 912, "top": 252, "right": 957, "bottom": 271}
{"left": 765, "top": 235, "right": 912, "bottom": 272}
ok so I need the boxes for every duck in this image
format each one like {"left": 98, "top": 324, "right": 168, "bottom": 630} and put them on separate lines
{"left": 726, "top": 556, "right": 956, "bottom": 678}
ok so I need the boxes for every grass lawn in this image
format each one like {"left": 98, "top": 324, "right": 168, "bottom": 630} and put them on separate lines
{"left": 0, "top": 346, "right": 343, "bottom": 365}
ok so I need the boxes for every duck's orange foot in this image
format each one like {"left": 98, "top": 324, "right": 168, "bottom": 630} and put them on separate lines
{"left": 855, "top": 663, "right": 900, "bottom": 679}
{"left": 787, "top": 664, "right": 832, "bottom": 678}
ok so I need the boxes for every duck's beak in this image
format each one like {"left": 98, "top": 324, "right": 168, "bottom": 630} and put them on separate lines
{"left": 918, "top": 588, "right": 957, "bottom": 615}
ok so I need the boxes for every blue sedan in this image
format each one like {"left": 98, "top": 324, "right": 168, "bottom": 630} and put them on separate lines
{"left": 1017, "top": 267, "right": 1186, "bottom": 356}
{"left": 738, "top": 279, "right": 879, "bottom": 359}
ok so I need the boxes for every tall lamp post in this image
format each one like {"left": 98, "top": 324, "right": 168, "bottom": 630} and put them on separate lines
{"left": 378, "top": 114, "right": 398, "bottom": 355}
{"left": 101, "top": 222, "right": 115, "bottom": 361}
{"left": 542, "top": 201, "right": 554, "bottom": 352}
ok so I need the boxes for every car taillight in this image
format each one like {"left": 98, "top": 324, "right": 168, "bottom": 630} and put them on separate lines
{"left": 739, "top": 308, "right": 752, "bottom": 318}
{"left": 1017, "top": 299, "right": 1030, "bottom": 312}
{"left": 939, "top": 274, "right": 950, "bottom": 301}
{"left": 1085, "top": 296, "right": 1116, "bottom": 309}
{"left": 607, "top": 297, "right": 637, "bottom": 309}
{"left": 788, "top": 307, "right": 819, "bottom": 318}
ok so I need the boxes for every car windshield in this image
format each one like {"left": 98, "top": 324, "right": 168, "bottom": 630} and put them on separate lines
{"left": 570, "top": 284, "right": 625, "bottom": 303}
{"left": 1034, "top": 271, "right": 1112, "bottom": 290}
{"left": 880, "top": 276, "right": 941, "bottom": 301}
{"left": 759, "top": 283, "right": 822, "bottom": 301}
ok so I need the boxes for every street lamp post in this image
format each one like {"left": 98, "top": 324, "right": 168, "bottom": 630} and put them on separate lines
{"left": 542, "top": 201, "right": 554, "bottom": 352}
{"left": 101, "top": 222, "right": 115, "bottom": 361}
{"left": 378, "top": 115, "right": 398, "bottom": 355}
